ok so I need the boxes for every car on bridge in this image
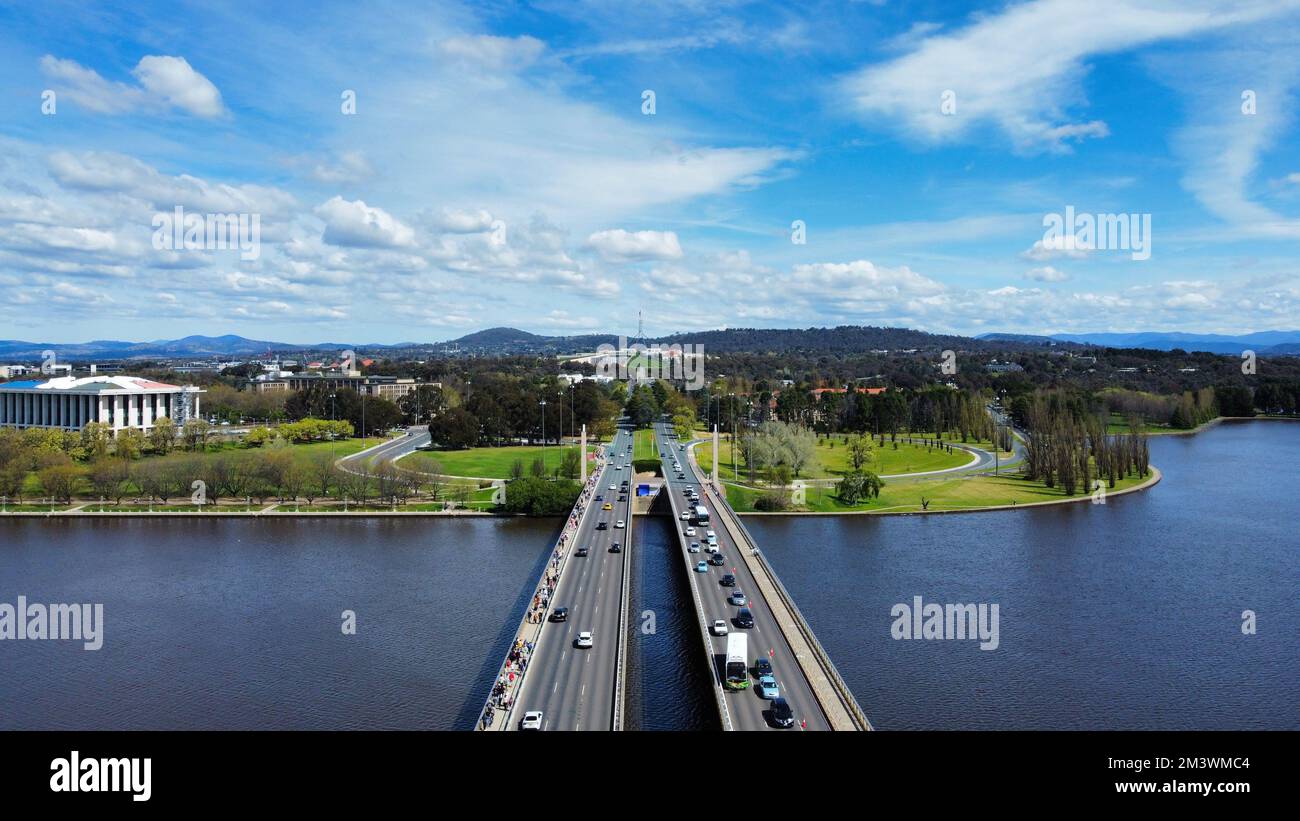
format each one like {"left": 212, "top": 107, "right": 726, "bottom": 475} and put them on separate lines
{"left": 602, "top": 502, "right": 612, "bottom": 510}
{"left": 719, "top": 574, "right": 736, "bottom": 586}
{"left": 688, "top": 542, "right": 701, "bottom": 553}
{"left": 768, "top": 697, "right": 795, "bottom": 728}
{"left": 753, "top": 658, "right": 773, "bottom": 679}
{"left": 576, "top": 546, "right": 589, "bottom": 557}
{"left": 758, "top": 675, "right": 779, "bottom": 700}
{"left": 595, "top": 494, "right": 604, "bottom": 501}
{"left": 596, "top": 522, "right": 608, "bottom": 530}
{"left": 710, "top": 554, "right": 727, "bottom": 567}
{"left": 575, "top": 631, "right": 593, "bottom": 649}
{"left": 729, "top": 590, "right": 747, "bottom": 606}
{"left": 679, "top": 511, "right": 690, "bottom": 520}
{"left": 549, "top": 607, "right": 568, "bottom": 623}
{"left": 711, "top": 619, "right": 729, "bottom": 636}
{"left": 735, "top": 607, "right": 754, "bottom": 628}
{"left": 520, "top": 711, "right": 544, "bottom": 730}
{"left": 694, "top": 561, "right": 708, "bottom": 573}
{"left": 609, "top": 542, "right": 621, "bottom": 553}
{"left": 684, "top": 527, "right": 696, "bottom": 537}
{"left": 615, "top": 520, "right": 625, "bottom": 528}
{"left": 609, "top": 484, "right": 617, "bottom": 490}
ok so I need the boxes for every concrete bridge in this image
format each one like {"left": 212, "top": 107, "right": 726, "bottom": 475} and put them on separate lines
{"left": 478, "top": 420, "right": 870, "bottom": 731}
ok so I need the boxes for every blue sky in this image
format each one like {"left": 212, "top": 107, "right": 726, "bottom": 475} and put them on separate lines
{"left": 0, "top": 0, "right": 1298, "bottom": 343}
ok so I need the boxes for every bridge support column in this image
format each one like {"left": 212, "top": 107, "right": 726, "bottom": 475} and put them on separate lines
{"left": 580, "top": 424, "right": 587, "bottom": 483}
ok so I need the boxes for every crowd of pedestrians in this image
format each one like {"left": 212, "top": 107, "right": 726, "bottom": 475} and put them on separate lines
{"left": 479, "top": 448, "right": 608, "bottom": 728}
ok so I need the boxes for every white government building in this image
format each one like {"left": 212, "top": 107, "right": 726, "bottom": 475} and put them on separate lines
{"left": 0, "top": 375, "right": 204, "bottom": 433}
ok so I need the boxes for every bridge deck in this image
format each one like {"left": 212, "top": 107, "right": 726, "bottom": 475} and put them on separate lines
{"left": 477, "top": 426, "right": 634, "bottom": 731}
{"left": 661, "top": 421, "right": 871, "bottom": 731}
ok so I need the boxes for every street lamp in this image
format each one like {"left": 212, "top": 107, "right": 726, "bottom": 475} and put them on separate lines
{"left": 539, "top": 400, "right": 547, "bottom": 468}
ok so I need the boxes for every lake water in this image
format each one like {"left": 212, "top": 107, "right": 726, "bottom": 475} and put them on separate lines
{"left": 0, "top": 421, "right": 1295, "bottom": 730}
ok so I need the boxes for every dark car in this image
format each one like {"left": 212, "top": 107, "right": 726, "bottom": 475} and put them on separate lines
{"left": 618, "top": 495, "right": 627, "bottom": 502}
{"left": 735, "top": 607, "right": 754, "bottom": 628}
{"left": 769, "top": 697, "right": 795, "bottom": 728}
{"left": 595, "top": 494, "right": 604, "bottom": 501}
{"left": 719, "top": 574, "right": 736, "bottom": 587}
{"left": 609, "top": 542, "right": 622, "bottom": 553}
{"left": 708, "top": 553, "right": 726, "bottom": 566}
{"left": 576, "top": 546, "right": 589, "bottom": 557}
{"left": 549, "top": 607, "right": 568, "bottom": 623}
{"left": 596, "top": 522, "right": 608, "bottom": 530}
{"left": 754, "top": 658, "right": 773, "bottom": 678}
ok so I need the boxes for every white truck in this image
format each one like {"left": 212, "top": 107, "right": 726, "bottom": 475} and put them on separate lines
{"left": 724, "top": 632, "right": 749, "bottom": 690}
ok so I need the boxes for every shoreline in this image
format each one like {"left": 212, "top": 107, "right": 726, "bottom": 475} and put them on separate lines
{"left": 735, "top": 466, "right": 1162, "bottom": 517}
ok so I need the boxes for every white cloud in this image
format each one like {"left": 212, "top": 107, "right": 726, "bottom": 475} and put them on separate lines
{"left": 314, "top": 196, "right": 416, "bottom": 248}
{"left": 40, "top": 54, "right": 226, "bottom": 118}
{"left": 586, "top": 229, "right": 683, "bottom": 261}
{"left": 435, "top": 35, "right": 546, "bottom": 71}
{"left": 840, "top": 0, "right": 1291, "bottom": 151}
{"left": 1026, "top": 265, "right": 1069, "bottom": 282}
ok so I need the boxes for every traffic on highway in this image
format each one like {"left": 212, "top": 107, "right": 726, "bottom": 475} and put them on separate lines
{"left": 654, "top": 420, "right": 829, "bottom": 730}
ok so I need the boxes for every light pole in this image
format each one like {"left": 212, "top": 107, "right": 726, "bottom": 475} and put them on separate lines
{"left": 539, "top": 399, "right": 547, "bottom": 471}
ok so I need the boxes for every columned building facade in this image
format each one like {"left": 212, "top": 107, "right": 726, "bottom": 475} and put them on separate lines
{"left": 0, "top": 376, "right": 203, "bottom": 434}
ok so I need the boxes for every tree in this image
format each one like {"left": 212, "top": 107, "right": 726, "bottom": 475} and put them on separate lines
{"left": 149, "top": 416, "right": 177, "bottom": 454}
{"left": 116, "top": 428, "right": 146, "bottom": 460}
{"left": 837, "top": 470, "right": 884, "bottom": 505}
{"left": 36, "top": 456, "right": 80, "bottom": 502}
{"left": 427, "top": 406, "right": 479, "bottom": 449}
{"left": 88, "top": 458, "right": 131, "bottom": 504}
{"left": 81, "top": 422, "right": 113, "bottom": 461}
{"left": 182, "top": 419, "right": 212, "bottom": 451}
{"left": 847, "top": 434, "right": 874, "bottom": 472}
{"left": 560, "top": 447, "right": 581, "bottom": 479}
{"left": 509, "top": 458, "right": 524, "bottom": 480}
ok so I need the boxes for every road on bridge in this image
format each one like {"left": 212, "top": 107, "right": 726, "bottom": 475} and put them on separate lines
{"left": 655, "top": 421, "right": 830, "bottom": 731}
{"left": 513, "top": 424, "right": 635, "bottom": 731}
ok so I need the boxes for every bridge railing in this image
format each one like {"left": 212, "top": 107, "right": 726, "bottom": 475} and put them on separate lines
{"left": 474, "top": 450, "right": 606, "bottom": 731}
{"left": 660, "top": 485, "right": 734, "bottom": 731}
{"left": 714, "top": 493, "right": 873, "bottom": 731}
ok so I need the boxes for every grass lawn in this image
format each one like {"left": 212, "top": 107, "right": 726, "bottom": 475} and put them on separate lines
{"left": 694, "top": 435, "right": 978, "bottom": 481}
{"left": 633, "top": 428, "right": 657, "bottom": 461}
{"left": 403, "top": 444, "right": 594, "bottom": 479}
{"left": 725, "top": 466, "right": 1150, "bottom": 513}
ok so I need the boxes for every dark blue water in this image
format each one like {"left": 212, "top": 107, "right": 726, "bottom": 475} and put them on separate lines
{"left": 625, "top": 514, "right": 714, "bottom": 730}
{"left": 1, "top": 421, "right": 1294, "bottom": 730}
{"left": 751, "top": 420, "right": 1300, "bottom": 730}
{"left": 0, "top": 517, "right": 557, "bottom": 729}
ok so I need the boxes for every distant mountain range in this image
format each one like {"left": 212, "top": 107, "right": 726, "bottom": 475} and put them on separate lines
{"left": 977, "top": 331, "right": 1300, "bottom": 355}
{"left": 1, "top": 326, "right": 1296, "bottom": 361}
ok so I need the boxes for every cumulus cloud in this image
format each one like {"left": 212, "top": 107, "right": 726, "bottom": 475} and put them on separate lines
{"left": 585, "top": 229, "right": 683, "bottom": 261}
{"left": 314, "top": 196, "right": 416, "bottom": 248}
{"left": 40, "top": 54, "right": 226, "bottom": 118}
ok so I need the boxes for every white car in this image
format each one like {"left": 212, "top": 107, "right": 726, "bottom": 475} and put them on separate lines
{"left": 705, "top": 544, "right": 718, "bottom": 555}
{"left": 520, "top": 711, "right": 543, "bottom": 730}
{"left": 711, "top": 620, "right": 729, "bottom": 636}
{"left": 688, "top": 542, "right": 701, "bottom": 553}
{"left": 575, "top": 631, "right": 593, "bottom": 649}
{"left": 615, "top": 520, "right": 625, "bottom": 529}
{"left": 679, "top": 512, "right": 690, "bottom": 520}
{"left": 685, "top": 527, "right": 697, "bottom": 537}
{"left": 707, "top": 536, "right": 718, "bottom": 548}
{"left": 706, "top": 530, "right": 716, "bottom": 540}
{"left": 609, "top": 484, "right": 617, "bottom": 490}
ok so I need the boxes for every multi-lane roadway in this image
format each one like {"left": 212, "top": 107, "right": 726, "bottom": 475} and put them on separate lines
{"left": 512, "top": 424, "right": 635, "bottom": 730}
{"left": 653, "top": 420, "right": 830, "bottom": 731}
